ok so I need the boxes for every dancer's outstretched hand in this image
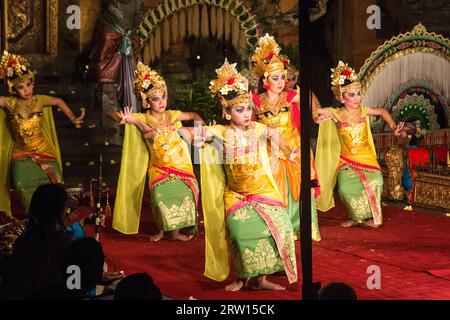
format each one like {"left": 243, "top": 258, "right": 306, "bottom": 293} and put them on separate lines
{"left": 394, "top": 121, "right": 405, "bottom": 137}
{"left": 72, "top": 108, "right": 85, "bottom": 125}
{"left": 119, "top": 106, "right": 133, "bottom": 125}
{"left": 193, "top": 124, "right": 206, "bottom": 148}
{"left": 315, "top": 110, "right": 333, "bottom": 124}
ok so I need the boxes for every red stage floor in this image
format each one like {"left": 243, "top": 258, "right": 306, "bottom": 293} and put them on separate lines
{"left": 89, "top": 196, "right": 450, "bottom": 300}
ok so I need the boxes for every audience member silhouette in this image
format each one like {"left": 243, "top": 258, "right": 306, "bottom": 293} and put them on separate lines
{"left": 0, "top": 184, "right": 71, "bottom": 299}
{"left": 318, "top": 282, "right": 357, "bottom": 300}
{"left": 114, "top": 273, "right": 162, "bottom": 300}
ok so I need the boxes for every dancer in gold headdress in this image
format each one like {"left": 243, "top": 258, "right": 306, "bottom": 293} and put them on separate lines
{"left": 0, "top": 51, "right": 85, "bottom": 214}
{"left": 110, "top": 62, "right": 204, "bottom": 241}
{"left": 315, "top": 61, "right": 404, "bottom": 227}
{"left": 251, "top": 34, "right": 321, "bottom": 241}
{"left": 174, "top": 58, "right": 298, "bottom": 291}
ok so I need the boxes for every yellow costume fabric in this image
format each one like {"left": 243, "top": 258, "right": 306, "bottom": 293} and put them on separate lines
{"left": 0, "top": 95, "right": 62, "bottom": 215}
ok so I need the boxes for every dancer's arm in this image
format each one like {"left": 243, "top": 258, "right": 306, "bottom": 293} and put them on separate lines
{"left": 179, "top": 125, "right": 215, "bottom": 148}
{"left": 267, "top": 127, "right": 300, "bottom": 163}
{"left": 177, "top": 111, "right": 205, "bottom": 125}
{"left": 367, "top": 107, "right": 404, "bottom": 136}
{"left": 47, "top": 97, "right": 85, "bottom": 125}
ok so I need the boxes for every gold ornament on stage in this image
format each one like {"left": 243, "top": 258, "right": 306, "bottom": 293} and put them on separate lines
{"left": 0, "top": 51, "right": 35, "bottom": 94}
{"left": 104, "top": 190, "right": 112, "bottom": 217}
{"left": 209, "top": 58, "right": 252, "bottom": 117}
{"left": 133, "top": 61, "right": 167, "bottom": 101}
{"left": 330, "top": 60, "right": 361, "bottom": 101}
{"left": 250, "top": 34, "right": 289, "bottom": 82}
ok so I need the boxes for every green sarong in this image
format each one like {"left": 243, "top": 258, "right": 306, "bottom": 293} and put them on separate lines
{"left": 11, "top": 158, "right": 62, "bottom": 212}
{"left": 287, "top": 179, "right": 321, "bottom": 241}
{"left": 226, "top": 203, "right": 297, "bottom": 279}
{"left": 337, "top": 165, "right": 383, "bottom": 223}
{"left": 150, "top": 178, "right": 197, "bottom": 232}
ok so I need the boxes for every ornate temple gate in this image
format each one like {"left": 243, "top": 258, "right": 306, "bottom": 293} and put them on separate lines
{"left": 0, "top": 0, "right": 58, "bottom": 61}
{"left": 136, "top": 0, "right": 260, "bottom": 65}
{"left": 357, "top": 24, "right": 450, "bottom": 211}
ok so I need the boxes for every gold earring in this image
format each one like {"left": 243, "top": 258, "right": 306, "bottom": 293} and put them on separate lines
{"left": 225, "top": 114, "right": 231, "bottom": 120}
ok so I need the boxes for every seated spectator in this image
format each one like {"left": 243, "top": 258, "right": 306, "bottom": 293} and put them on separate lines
{"left": 58, "top": 237, "right": 106, "bottom": 299}
{"left": 0, "top": 184, "right": 71, "bottom": 300}
{"left": 114, "top": 273, "right": 162, "bottom": 300}
{"left": 318, "top": 282, "right": 357, "bottom": 300}
{"left": 28, "top": 237, "right": 123, "bottom": 300}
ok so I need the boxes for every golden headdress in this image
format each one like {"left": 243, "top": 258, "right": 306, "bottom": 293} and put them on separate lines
{"left": 330, "top": 60, "right": 361, "bottom": 101}
{"left": 209, "top": 58, "right": 252, "bottom": 117}
{"left": 0, "top": 51, "right": 34, "bottom": 94}
{"left": 251, "top": 34, "right": 289, "bottom": 82}
{"left": 133, "top": 61, "right": 167, "bottom": 101}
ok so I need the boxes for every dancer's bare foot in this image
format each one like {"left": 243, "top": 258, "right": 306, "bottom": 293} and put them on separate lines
{"left": 341, "top": 219, "right": 358, "bottom": 228}
{"left": 251, "top": 276, "right": 285, "bottom": 291}
{"left": 149, "top": 231, "right": 164, "bottom": 242}
{"left": 172, "top": 230, "right": 193, "bottom": 241}
{"left": 362, "top": 219, "right": 380, "bottom": 228}
{"left": 225, "top": 280, "right": 244, "bottom": 292}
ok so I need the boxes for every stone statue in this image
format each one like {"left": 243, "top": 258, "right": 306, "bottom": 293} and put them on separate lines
{"left": 88, "top": 0, "right": 144, "bottom": 145}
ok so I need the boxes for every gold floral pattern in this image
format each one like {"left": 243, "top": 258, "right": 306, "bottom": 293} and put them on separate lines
{"left": 229, "top": 203, "right": 296, "bottom": 279}
{"left": 230, "top": 209, "right": 252, "bottom": 222}
{"left": 156, "top": 196, "right": 196, "bottom": 231}
{"left": 3, "top": 96, "right": 54, "bottom": 155}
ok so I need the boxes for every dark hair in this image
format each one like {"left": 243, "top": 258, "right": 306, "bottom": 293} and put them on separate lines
{"left": 61, "top": 237, "right": 105, "bottom": 295}
{"left": 27, "top": 184, "right": 68, "bottom": 243}
{"left": 257, "top": 77, "right": 266, "bottom": 94}
{"left": 114, "top": 273, "right": 162, "bottom": 300}
{"left": 220, "top": 89, "right": 240, "bottom": 101}
{"left": 318, "top": 282, "right": 357, "bottom": 300}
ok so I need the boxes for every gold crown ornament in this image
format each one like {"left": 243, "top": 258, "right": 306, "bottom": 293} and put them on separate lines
{"left": 330, "top": 60, "right": 361, "bottom": 101}
{"left": 134, "top": 61, "right": 167, "bottom": 101}
{"left": 251, "top": 34, "right": 289, "bottom": 83}
{"left": 209, "top": 58, "right": 252, "bottom": 117}
{"left": 0, "top": 51, "right": 35, "bottom": 94}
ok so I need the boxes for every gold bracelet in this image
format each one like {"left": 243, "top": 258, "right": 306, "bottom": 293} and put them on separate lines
{"left": 390, "top": 123, "right": 397, "bottom": 130}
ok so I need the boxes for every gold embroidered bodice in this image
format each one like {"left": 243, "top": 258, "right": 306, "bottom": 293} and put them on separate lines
{"left": 219, "top": 123, "right": 275, "bottom": 196}
{"left": 332, "top": 106, "right": 371, "bottom": 157}
{"left": 255, "top": 92, "right": 299, "bottom": 150}
{"left": 144, "top": 110, "right": 191, "bottom": 171}
{"left": 328, "top": 105, "right": 380, "bottom": 169}
{"left": 2, "top": 96, "right": 54, "bottom": 156}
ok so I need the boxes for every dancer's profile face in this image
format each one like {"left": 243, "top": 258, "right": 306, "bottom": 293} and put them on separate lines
{"left": 267, "top": 70, "right": 286, "bottom": 94}
{"left": 229, "top": 104, "right": 253, "bottom": 128}
{"left": 286, "top": 70, "right": 297, "bottom": 90}
{"left": 146, "top": 91, "right": 167, "bottom": 113}
{"left": 342, "top": 89, "right": 361, "bottom": 109}
{"left": 14, "top": 78, "right": 34, "bottom": 100}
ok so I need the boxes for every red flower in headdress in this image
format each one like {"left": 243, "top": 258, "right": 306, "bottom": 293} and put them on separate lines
{"left": 144, "top": 73, "right": 151, "bottom": 79}
{"left": 7, "top": 60, "right": 17, "bottom": 68}
{"left": 227, "top": 77, "right": 235, "bottom": 85}
{"left": 265, "top": 51, "right": 274, "bottom": 61}
{"left": 342, "top": 70, "right": 352, "bottom": 77}
{"left": 282, "top": 59, "right": 289, "bottom": 65}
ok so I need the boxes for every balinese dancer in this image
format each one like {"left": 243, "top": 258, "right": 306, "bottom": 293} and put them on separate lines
{"left": 181, "top": 59, "right": 298, "bottom": 291}
{"left": 250, "top": 34, "right": 321, "bottom": 241}
{"left": 110, "top": 62, "right": 204, "bottom": 241}
{"left": 0, "top": 51, "right": 84, "bottom": 215}
{"left": 314, "top": 61, "right": 404, "bottom": 228}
